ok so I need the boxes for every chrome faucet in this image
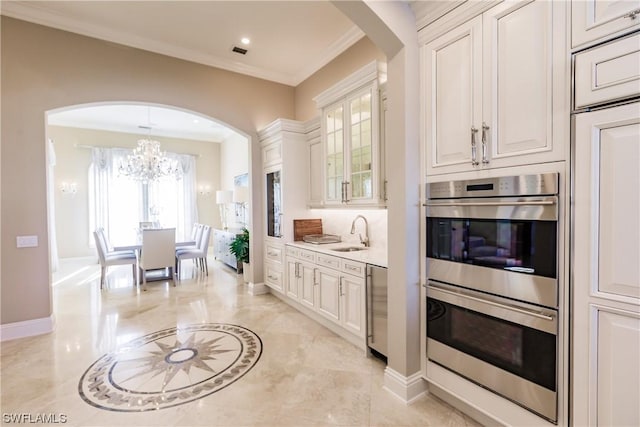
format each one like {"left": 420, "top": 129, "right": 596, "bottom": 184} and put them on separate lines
{"left": 350, "top": 215, "right": 369, "bottom": 247}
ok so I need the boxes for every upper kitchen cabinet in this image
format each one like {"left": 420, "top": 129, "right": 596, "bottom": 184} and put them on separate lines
{"left": 305, "top": 118, "right": 324, "bottom": 208}
{"left": 572, "top": 0, "right": 640, "bottom": 50}
{"left": 313, "top": 61, "right": 387, "bottom": 207}
{"left": 421, "top": 0, "right": 569, "bottom": 177}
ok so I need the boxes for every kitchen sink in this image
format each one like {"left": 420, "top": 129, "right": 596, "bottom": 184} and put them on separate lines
{"left": 331, "top": 246, "right": 367, "bottom": 252}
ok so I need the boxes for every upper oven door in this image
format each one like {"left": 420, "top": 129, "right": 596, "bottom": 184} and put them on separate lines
{"left": 426, "top": 196, "right": 558, "bottom": 308}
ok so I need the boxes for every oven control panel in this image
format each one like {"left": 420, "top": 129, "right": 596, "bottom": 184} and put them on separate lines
{"left": 427, "top": 173, "right": 558, "bottom": 199}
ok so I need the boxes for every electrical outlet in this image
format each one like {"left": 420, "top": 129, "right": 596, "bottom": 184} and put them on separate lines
{"left": 16, "top": 235, "right": 38, "bottom": 248}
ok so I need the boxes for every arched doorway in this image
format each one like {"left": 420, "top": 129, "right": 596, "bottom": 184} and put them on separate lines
{"left": 45, "top": 101, "right": 250, "bottom": 287}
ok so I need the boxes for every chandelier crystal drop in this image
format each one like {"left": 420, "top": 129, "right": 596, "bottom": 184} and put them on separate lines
{"left": 119, "top": 139, "right": 183, "bottom": 183}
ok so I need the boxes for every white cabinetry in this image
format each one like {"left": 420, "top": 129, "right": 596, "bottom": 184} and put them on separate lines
{"left": 422, "top": 0, "right": 568, "bottom": 176}
{"left": 213, "top": 228, "right": 242, "bottom": 270}
{"left": 574, "top": 32, "right": 640, "bottom": 110}
{"left": 314, "top": 61, "right": 386, "bottom": 207}
{"left": 305, "top": 118, "right": 323, "bottom": 208}
{"left": 573, "top": 101, "right": 640, "bottom": 427}
{"left": 259, "top": 119, "right": 308, "bottom": 293}
{"left": 284, "top": 245, "right": 366, "bottom": 345}
{"left": 572, "top": 0, "right": 640, "bottom": 49}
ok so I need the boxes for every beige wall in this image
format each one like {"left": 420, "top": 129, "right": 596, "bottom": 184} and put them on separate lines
{"left": 294, "top": 37, "right": 386, "bottom": 121}
{"left": 48, "top": 125, "right": 223, "bottom": 258}
{"left": 1, "top": 17, "right": 293, "bottom": 325}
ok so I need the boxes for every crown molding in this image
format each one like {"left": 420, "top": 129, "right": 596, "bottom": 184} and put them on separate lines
{"left": 257, "top": 118, "right": 306, "bottom": 142}
{"left": 313, "top": 60, "right": 386, "bottom": 109}
{"left": 1, "top": 1, "right": 361, "bottom": 87}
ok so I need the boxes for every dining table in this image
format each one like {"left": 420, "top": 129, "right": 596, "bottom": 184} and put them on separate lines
{"left": 112, "top": 236, "right": 196, "bottom": 283}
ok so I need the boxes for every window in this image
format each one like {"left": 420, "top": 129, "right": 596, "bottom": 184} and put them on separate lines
{"left": 89, "top": 147, "right": 197, "bottom": 245}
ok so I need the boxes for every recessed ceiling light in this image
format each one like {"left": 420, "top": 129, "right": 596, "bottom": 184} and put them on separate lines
{"left": 241, "top": 37, "right": 250, "bottom": 45}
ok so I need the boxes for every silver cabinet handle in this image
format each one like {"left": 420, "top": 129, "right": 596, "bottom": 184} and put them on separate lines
{"left": 383, "top": 180, "right": 388, "bottom": 202}
{"left": 341, "top": 181, "right": 346, "bottom": 203}
{"left": 268, "top": 274, "right": 278, "bottom": 281}
{"left": 470, "top": 126, "right": 479, "bottom": 165}
{"left": 313, "top": 268, "right": 318, "bottom": 285}
{"left": 344, "top": 181, "right": 350, "bottom": 203}
{"left": 624, "top": 9, "right": 640, "bottom": 19}
{"left": 339, "top": 277, "right": 344, "bottom": 296}
{"left": 481, "top": 122, "right": 490, "bottom": 164}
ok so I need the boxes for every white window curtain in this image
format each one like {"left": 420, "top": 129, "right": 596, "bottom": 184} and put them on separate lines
{"left": 89, "top": 147, "right": 197, "bottom": 245}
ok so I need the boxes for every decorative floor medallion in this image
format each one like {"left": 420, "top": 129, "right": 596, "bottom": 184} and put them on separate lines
{"left": 79, "top": 323, "right": 262, "bottom": 412}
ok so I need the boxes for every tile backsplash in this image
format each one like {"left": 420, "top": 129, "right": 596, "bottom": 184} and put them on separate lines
{"left": 308, "top": 209, "right": 388, "bottom": 249}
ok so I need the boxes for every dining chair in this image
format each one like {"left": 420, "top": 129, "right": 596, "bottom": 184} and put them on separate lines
{"left": 93, "top": 230, "right": 137, "bottom": 290}
{"left": 139, "top": 228, "right": 176, "bottom": 290}
{"left": 96, "top": 227, "right": 136, "bottom": 257}
{"left": 176, "top": 225, "right": 211, "bottom": 279}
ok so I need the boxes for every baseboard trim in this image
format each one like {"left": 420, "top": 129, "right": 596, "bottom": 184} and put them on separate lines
{"left": 0, "top": 315, "right": 55, "bottom": 342}
{"left": 247, "top": 281, "right": 269, "bottom": 296}
{"left": 383, "top": 366, "right": 428, "bottom": 404}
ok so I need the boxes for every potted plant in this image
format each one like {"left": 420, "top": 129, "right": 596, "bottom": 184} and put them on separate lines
{"left": 229, "top": 228, "right": 250, "bottom": 282}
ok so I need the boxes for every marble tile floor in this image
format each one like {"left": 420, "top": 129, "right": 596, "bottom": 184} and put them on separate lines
{"left": 0, "top": 257, "right": 482, "bottom": 427}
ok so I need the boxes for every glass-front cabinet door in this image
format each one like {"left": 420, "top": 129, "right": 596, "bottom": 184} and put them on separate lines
{"left": 266, "top": 169, "right": 282, "bottom": 238}
{"left": 349, "top": 89, "right": 373, "bottom": 200}
{"left": 323, "top": 84, "right": 379, "bottom": 205}
{"left": 325, "top": 104, "right": 344, "bottom": 203}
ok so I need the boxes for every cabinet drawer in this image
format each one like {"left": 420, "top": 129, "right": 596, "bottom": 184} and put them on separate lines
{"left": 265, "top": 244, "right": 283, "bottom": 263}
{"left": 262, "top": 142, "right": 282, "bottom": 166}
{"left": 341, "top": 260, "right": 365, "bottom": 277}
{"left": 285, "top": 246, "right": 299, "bottom": 258}
{"left": 316, "top": 253, "right": 341, "bottom": 270}
{"left": 575, "top": 33, "right": 640, "bottom": 109}
{"left": 264, "top": 262, "right": 283, "bottom": 291}
{"left": 298, "top": 249, "right": 316, "bottom": 263}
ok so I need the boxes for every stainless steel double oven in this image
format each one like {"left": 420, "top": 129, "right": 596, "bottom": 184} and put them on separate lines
{"left": 425, "top": 173, "right": 559, "bottom": 423}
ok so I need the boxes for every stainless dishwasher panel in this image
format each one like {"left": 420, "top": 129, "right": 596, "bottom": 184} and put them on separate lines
{"left": 366, "top": 264, "right": 387, "bottom": 357}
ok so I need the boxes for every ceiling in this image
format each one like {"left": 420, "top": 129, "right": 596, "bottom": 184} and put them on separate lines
{"left": 2, "top": 1, "right": 364, "bottom": 140}
{"left": 0, "top": 0, "right": 363, "bottom": 87}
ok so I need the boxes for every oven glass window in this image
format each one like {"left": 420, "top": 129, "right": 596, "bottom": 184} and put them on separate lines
{"left": 427, "top": 297, "right": 556, "bottom": 391}
{"left": 426, "top": 218, "right": 556, "bottom": 278}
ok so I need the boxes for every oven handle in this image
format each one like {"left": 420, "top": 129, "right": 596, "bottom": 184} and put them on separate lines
{"left": 428, "top": 281, "right": 555, "bottom": 322}
{"left": 423, "top": 199, "right": 556, "bottom": 207}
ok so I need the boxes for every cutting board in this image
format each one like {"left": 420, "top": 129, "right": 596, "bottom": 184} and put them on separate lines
{"left": 293, "top": 219, "right": 322, "bottom": 241}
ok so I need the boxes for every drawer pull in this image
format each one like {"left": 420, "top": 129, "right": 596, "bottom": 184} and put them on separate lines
{"left": 268, "top": 251, "right": 278, "bottom": 257}
{"left": 268, "top": 274, "right": 278, "bottom": 281}
{"left": 624, "top": 9, "right": 640, "bottom": 20}
{"left": 470, "top": 126, "right": 479, "bottom": 166}
{"left": 346, "top": 265, "right": 360, "bottom": 272}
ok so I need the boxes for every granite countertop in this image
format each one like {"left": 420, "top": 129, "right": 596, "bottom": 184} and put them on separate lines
{"left": 287, "top": 241, "right": 387, "bottom": 268}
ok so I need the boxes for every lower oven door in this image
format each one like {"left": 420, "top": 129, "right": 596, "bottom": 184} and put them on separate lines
{"left": 426, "top": 281, "right": 558, "bottom": 422}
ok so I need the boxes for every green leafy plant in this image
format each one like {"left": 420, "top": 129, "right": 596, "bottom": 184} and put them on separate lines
{"left": 229, "top": 228, "right": 250, "bottom": 264}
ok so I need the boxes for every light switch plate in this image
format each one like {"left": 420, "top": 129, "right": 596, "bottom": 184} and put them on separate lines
{"left": 16, "top": 235, "right": 38, "bottom": 248}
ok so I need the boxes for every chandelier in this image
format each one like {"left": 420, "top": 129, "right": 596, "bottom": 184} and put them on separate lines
{"left": 118, "top": 138, "right": 183, "bottom": 183}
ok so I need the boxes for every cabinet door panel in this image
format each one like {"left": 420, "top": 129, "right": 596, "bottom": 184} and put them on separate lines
{"left": 300, "top": 264, "right": 316, "bottom": 309}
{"left": 597, "top": 123, "right": 640, "bottom": 299}
{"left": 573, "top": 102, "right": 640, "bottom": 426}
{"left": 324, "top": 104, "right": 344, "bottom": 203}
{"left": 484, "top": 0, "right": 552, "bottom": 160}
{"left": 596, "top": 309, "right": 640, "bottom": 426}
{"left": 286, "top": 259, "right": 299, "bottom": 299}
{"left": 317, "top": 269, "right": 340, "bottom": 323}
{"left": 424, "top": 15, "right": 482, "bottom": 174}
{"left": 341, "top": 275, "right": 364, "bottom": 337}
{"left": 572, "top": 0, "right": 640, "bottom": 49}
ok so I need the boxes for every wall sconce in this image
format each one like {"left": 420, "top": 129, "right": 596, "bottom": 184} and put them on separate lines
{"left": 60, "top": 182, "right": 77, "bottom": 196}
{"left": 198, "top": 184, "right": 211, "bottom": 196}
